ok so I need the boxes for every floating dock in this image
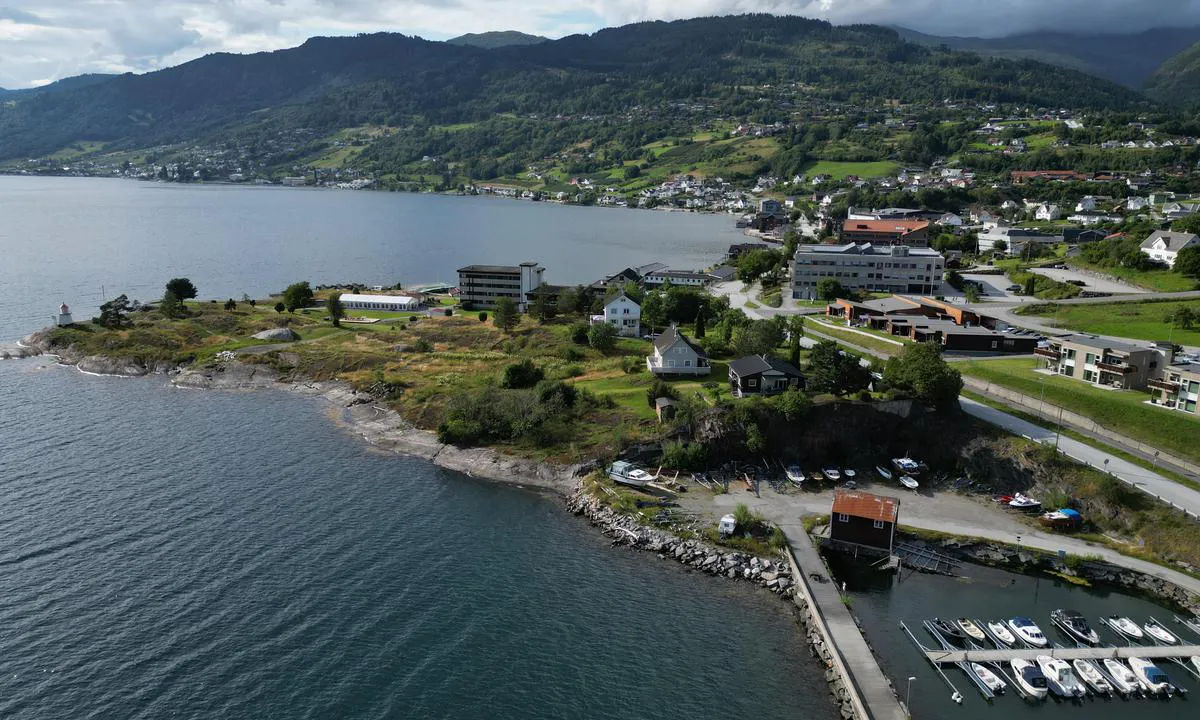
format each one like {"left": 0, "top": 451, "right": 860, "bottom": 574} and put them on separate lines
{"left": 923, "top": 644, "right": 1200, "bottom": 664}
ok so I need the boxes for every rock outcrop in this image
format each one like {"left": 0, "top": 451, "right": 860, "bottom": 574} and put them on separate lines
{"left": 251, "top": 327, "right": 298, "bottom": 341}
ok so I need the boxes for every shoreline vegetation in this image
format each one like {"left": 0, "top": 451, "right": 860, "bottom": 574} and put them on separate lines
{"left": 12, "top": 283, "right": 1200, "bottom": 605}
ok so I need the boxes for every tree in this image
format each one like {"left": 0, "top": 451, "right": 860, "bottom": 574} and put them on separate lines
{"left": 492, "top": 297, "right": 519, "bottom": 333}
{"left": 274, "top": 302, "right": 286, "bottom": 313}
{"left": 806, "top": 341, "right": 870, "bottom": 396}
{"left": 736, "top": 249, "right": 782, "bottom": 285}
{"left": 224, "top": 298, "right": 237, "bottom": 312}
{"left": 1166, "top": 306, "right": 1198, "bottom": 330}
{"left": 478, "top": 311, "right": 488, "bottom": 322}
{"left": 159, "top": 289, "right": 185, "bottom": 319}
{"left": 884, "top": 342, "right": 963, "bottom": 409}
{"left": 1022, "top": 276, "right": 1037, "bottom": 296}
{"left": 328, "top": 292, "right": 345, "bottom": 327}
{"left": 1171, "top": 215, "right": 1200, "bottom": 235}
{"left": 588, "top": 322, "right": 618, "bottom": 352}
{"left": 530, "top": 291, "right": 553, "bottom": 322}
{"left": 964, "top": 284, "right": 983, "bottom": 304}
{"left": 786, "top": 315, "right": 806, "bottom": 366}
{"left": 768, "top": 388, "right": 811, "bottom": 423}
{"left": 97, "top": 294, "right": 132, "bottom": 328}
{"left": 501, "top": 359, "right": 544, "bottom": 389}
{"left": 282, "top": 281, "right": 314, "bottom": 312}
{"left": 694, "top": 309, "right": 706, "bottom": 338}
{"left": 641, "top": 291, "right": 667, "bottom": 331}
{"left": 815, "top": 278, "right": 847, "bottom": 301}
{"left": 944, "top": 269, "right": 964, "bottom": 291}
{"left": 165, "top": 278, "right": 197, "bottom": 302}
{"left": 732, "top": 318, "right": 786, "bottom": 357}
{"left": 1175, "top": 246, "right": 1200, "bottom": 278}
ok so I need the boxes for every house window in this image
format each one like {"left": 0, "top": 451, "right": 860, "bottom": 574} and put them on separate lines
{"left": 837, "top": 513, "right": 849, "bottom": 523}
{"left": 748, "top": 378, "right": 757, "bottom": 387}
{"left": 873, "top": 520, "right": 885, "bottom": 529}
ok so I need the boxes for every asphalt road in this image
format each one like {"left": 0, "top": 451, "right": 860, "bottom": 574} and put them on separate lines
{"left": 1030, "top": 266, "right": 1148, "bottom": 295}
{"left": 959, "top": 396, "right": 1200, "bottom": 520}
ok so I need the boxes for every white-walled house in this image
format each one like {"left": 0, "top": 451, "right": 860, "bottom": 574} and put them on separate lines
{"left": 1140, "top": 231, "right": 1200, "bottom": 268}
{"left": 646, "top": 326, "right": 710, "bottom": 376}
{"left": 594, "top": 291, "right": 641, "bottom": 337}
{"left": 1034, "top": 204, "right": 1061, "bottom": 221}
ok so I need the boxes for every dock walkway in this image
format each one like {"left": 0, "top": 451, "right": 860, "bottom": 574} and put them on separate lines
{"left": 788, "top": 535, "right": 907, "bottom": 720}
{"left": 925, "top": 644, "right": 1200, "bottom": 664}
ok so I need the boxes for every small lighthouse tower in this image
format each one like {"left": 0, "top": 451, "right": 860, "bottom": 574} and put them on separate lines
{"left": 56, "top": 303, "right": 73, "bottom": 327}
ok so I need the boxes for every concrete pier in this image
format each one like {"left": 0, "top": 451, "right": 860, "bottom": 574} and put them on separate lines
{"left": 786, "top": 535, "right": 907, "bottom": 720}
{"left": 926, "top": 644, "right": 1200, "bottom": 664}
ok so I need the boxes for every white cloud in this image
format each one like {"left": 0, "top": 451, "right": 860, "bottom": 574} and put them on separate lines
{"left": 0, "top": 0, "right": 1196, "bottom": 88}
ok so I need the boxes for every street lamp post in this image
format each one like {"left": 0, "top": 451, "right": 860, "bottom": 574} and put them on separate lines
{"left": 906, "top": 676, "right": 917, "bottom": 717}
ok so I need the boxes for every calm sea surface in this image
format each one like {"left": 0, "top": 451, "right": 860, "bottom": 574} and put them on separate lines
{"left": 0, "top": 178, "right": 831, "bottom": 719}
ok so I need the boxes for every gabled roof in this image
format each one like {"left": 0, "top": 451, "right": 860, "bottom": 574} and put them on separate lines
{"left": 1141, "top": 230, "right": 1199, "bottom": 251}
{"left": 653, "top": 326, "right": 707, "bottom": 358}
{"left": 728, "top": 355, "right": 803, "bottom": 378}
{"left": 607, "top": 290, "right": 641, "bottom": 307}
{"left": 832, "top": 489, "right": 899, "bottom": 523}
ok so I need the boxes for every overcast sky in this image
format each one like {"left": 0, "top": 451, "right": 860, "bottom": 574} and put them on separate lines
{"left": 1, "top": 1, "right": 1197, "bottom": 88}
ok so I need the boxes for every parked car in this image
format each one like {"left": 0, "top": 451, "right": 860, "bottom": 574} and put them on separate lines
{"left": 1006, "top": 284, "right": 1022, "bottom": 292}
{"left": 1067, "top": 280, "right": 1087, "bottom": 287}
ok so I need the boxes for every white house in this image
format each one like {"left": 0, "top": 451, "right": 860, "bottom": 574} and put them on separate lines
{"left": 595, "top": 291, "right": 641, "bottom": 337}
{"left": 338, "top": 293, "right": 420, "bottom": 312}
{"left": 1034, "top": 204, "right": 1061, "bottom": 221}
{"left": 646, "top": 326, "right": 710, "bottom": 376}
{"left": 935, "top": 212, "right": 963, "bottom": 227}
{"left": 1140, "top": 231, "right": 1200, "bottom": 268}
{"left": 1126, "top": 197, "right": 1149, "bottom": 211}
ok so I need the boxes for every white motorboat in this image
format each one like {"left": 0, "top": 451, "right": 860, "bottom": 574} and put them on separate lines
{"left": 891, "top": 457, "right": 920, "bottom": 475}
{"left": 971, "top": 663, "right": 1006, "bottom": 694}
{"left": 608, "top": 461, "right": 660, "bottom": 488}
{"left": 1036, "top": 655, "right": 1087, "bottom": 698}
{"left": 957, "top": 619, "right": 986, "bottom": 643}
{"left": 1050, "top": 609, "right": 1100, "bottom": 645}
{"left": 822, "top": 466, "right": 841, "bottom": 481}
{"left": 1105, "top": 615, "right": 1144, "bottom": 641}
{"left": 843, "top": 468, "right": 856, "bottom": 478}
{"left": 1010, "top": 659, "right": 1049, "bottom": 699}
{"left": 1008, "top": 493, "right": 1042, "bottom": 511}
{"left": 875, "top": 465, "right": 893, "bottom": 480}
{"left": 785, "top": 464, "right": 805, "bottom": 486}
{"left": 1008, "top": 617, "right": 1049, "bottom": 648}
{"left": 1143, "top": 619, "right": 1178, "bottom": 645}
{"left": 1102, "top": 659, "right": 1142, "bottom": 696}
{"left": 1129, "top": 657, "right": 1171, "bottom": 695}
{"left": 987, "top": 621, "right": 1016, "bottom": 646}
{"left": 1072, "top": 659, "right": 1112, "bottom": 695}
{"left": 1190, "top": 656, "right": 1200, "bottom": 676}
{"left": 899, "top": 475, "right": 919, "bottom": 490}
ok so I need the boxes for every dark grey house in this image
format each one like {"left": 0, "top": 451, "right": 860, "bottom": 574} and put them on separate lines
{"left": 728, "top": 355, "right": 805, "bottom": 397}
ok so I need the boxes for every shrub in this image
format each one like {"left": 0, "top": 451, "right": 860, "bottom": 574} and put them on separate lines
{"left": 562, "top": 364, "right": 584, "bottom": 378}
{"left": 443, "top": 308, "right": 453, "bottom": 317}
{"left": 570, "top": 322, "right": 590, "bottom": 344}
{"left": 621, "top": 356, "right": 643, "bottom": 374}
{"left": 588, "top": 323, "right": 618, "bottom": 352}
{"left": 501, "top": 358, "right": 544, "bottom": 389}
{"left": 478, "top": 312, "right": 488, "bottom": 322}
{"left": 770, "top": 527, "right": 787, "bottom": 549}
{"left": 646, "top": 379, "right": 679, "bottom": 407}
{"left": 560, "top": 346, "right": 584, "bottom": 362}
{"left": 412, "top": 338, "right": 433, "bottom": 353}
{"left": 661, "top": 441, "right": 708, "bottom": 470}
{"left": 535, "top": 380, "right": 578, "bottom": 411}
{"left": 437, "top": 419, "right": 483, "bottom": 445}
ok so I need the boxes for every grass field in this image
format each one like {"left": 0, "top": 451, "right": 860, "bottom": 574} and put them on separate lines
{"left": 806, "top": 320, "right": 903, "bottom": 357}
{"left": 957, "top": 357, "right": 1200, "bottom": 465}
{"left": 1018, "top": 299, "right": 1200, "bottom": 347}
{"left": 802, "top": 160, "right": 899, "bottom": 180}
{"left": 1065, "top": 259, "right": 1198, "bottom": 293}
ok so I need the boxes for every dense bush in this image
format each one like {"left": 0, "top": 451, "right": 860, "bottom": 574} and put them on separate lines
{"left": 500, "top": 358, "right": 544, "bottom": 389}
{"left": 660, "top": 440, "right": 708, "bottom": 470}
{"left": 646, "top": 379, "right": 679, "bottom": 408}
{"left": 570, "top": 322, "right": 590, "bottom": 344}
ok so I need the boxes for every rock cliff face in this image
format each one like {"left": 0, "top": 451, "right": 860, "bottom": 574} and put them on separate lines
{"left": 251, "top": 327, "right": 298, "bottom": 341}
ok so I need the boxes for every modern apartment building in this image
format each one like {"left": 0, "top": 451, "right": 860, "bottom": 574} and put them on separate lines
{"left": 1034, "top": 334, "right": 1174, "bottom": 391}
{"left": 1149, "top": 362, "right": 1200, "bottom": 415}
{"left": 791, "top": 244, "right": 944, "bottom": 300}
{"left": 457, "top": 262, "right": 545, "bottom": 311}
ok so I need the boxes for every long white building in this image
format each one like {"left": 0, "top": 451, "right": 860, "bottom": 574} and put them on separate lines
{"left": 339, "top": 293, "right": 420, "bottom": 312}
{"left": 791, "top": 243, "right": 944, "bottom": 300}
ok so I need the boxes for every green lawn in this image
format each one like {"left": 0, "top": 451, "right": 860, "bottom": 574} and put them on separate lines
{"left": 958, "top": 357, "right": 1200, "bottom": 465}
{"left": 1065, "top": 259, "right": 1198, "bottom": 293}
{"left": 806, "top": 320, "right": 903, "bottom": 357}
{"left": 1018, "top": 299, "right": 1200, "bottom": 347}
{"left": 802, "top": 160, "right": 899, "bottom": 180}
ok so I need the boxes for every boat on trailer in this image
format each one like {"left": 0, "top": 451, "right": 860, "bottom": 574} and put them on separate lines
{"left": 875, "top": 465, "right": 893, "bottom": 480}
{"left": 899, "top": 475, "right": 919, "bottom": 490}
{"left": 821, "top": 466, "right": 841, "bottom": 481}
{"left": 987, "top": 621, "right": 1016, "bottom": 647}
{"left": 608, "top": 461, "right": 660, "bottom": 488}
{"left": 785, "top": 464, "right": 805, "bottom": 487}
{"left": 1050, "top": 609, "right": 1100, "bottom": 645}
{"left": 891, "top": 457, "right": 920, "bottom": 475}
{"left": 843, "top": 468, "right": 856, "bottom": 479}
{"left": 1008, "top": 493, "right": 1042, "bottom": 511}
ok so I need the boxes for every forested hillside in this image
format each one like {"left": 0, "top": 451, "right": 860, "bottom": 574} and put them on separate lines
{"left": 1146, "top": 41, "right": 1200, "bottom": 106}
{"left": 0, "top": 15, "right": 1147, "bottom": 161}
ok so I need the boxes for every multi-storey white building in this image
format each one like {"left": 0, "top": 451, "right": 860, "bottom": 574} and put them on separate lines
{"left": 457, "top": 262, "right": 545, "bottom": 311}
{"left": 790, "top": 244, "right": 944, "bottom": 300}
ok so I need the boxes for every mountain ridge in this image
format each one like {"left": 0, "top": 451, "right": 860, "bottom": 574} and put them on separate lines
{"left": 447, "top": 31, "right": 549, "bottom": 48}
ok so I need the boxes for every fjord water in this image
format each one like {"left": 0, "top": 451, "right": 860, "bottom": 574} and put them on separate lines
{"left": 0, "top": 178, "right": 831, "bottom": 718}
{"left": 0, "top": 176, "right": 740, "bottom": 339}
{"left": 827, "top": 555, "right": 1199, "bottom": 720}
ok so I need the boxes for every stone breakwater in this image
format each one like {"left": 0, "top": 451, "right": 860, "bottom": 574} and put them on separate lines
{"left": 565, "top": 488, "right": 796, "bottom": 594}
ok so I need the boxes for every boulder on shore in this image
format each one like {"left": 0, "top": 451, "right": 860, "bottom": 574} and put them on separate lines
{"left": 251, "top": 328, "right": 298, "bottom": 341}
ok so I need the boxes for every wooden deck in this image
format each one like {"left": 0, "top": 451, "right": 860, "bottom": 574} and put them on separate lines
{"left": 926, "top": 644, "right": 1200, "bottom": 664}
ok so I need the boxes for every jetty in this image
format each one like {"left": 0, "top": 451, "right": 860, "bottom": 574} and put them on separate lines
{"left": 923, "top": 644, "right": 1200, "bottom": 664}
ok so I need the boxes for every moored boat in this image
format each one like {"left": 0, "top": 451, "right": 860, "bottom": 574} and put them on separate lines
{"left": 931, "top": 617, "right": 966, "bottom": 642}
{"left": 1143, "top": 619, "right": 1178, "bottom": 645}
{"left": 1008, "top": 617, "right": 1049, "bottom": 648}
{"left": 608, "top": 460, "right": 659, "bottom": 488}
{"left": 1105, "top": 615, "right": 1144, "bottom": 641}
{"left": 1190, "top": 656, "right": 1200, "bottom": 676}
{"left": 987, "top": 621, "right": 1016, "bottom": 647}
{"left": 1037, "top": 655, "right": 1086, "bottom": 698}
{"left": 875, "top": 465, "right": 893, "bottom": 480}
{"left": 1010, "top": 659, "right": 1048, "bottom": 699}
{"left": 1128, "top": 657, "right": 1172, "bottom": 695}
{"left": 957, "top": 618, "right": 986, "bottom": 643}
{"left": 1050, "top": 609, "right": 1100, "bottom": 645}
{"left": 1102, "top": 658, "right": 1142, "bottom": 696}
{"left": 1072, "top": 659, "right": 1112, "bottom": 696}
{"left": 899, "top": 475, "right": 919, "bottom": 490}
{"left": 821, "top": 466, "right": 841, "bottom": 481}
{"left": 971, "top": 663, "right": 1006, "bottom": 693}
